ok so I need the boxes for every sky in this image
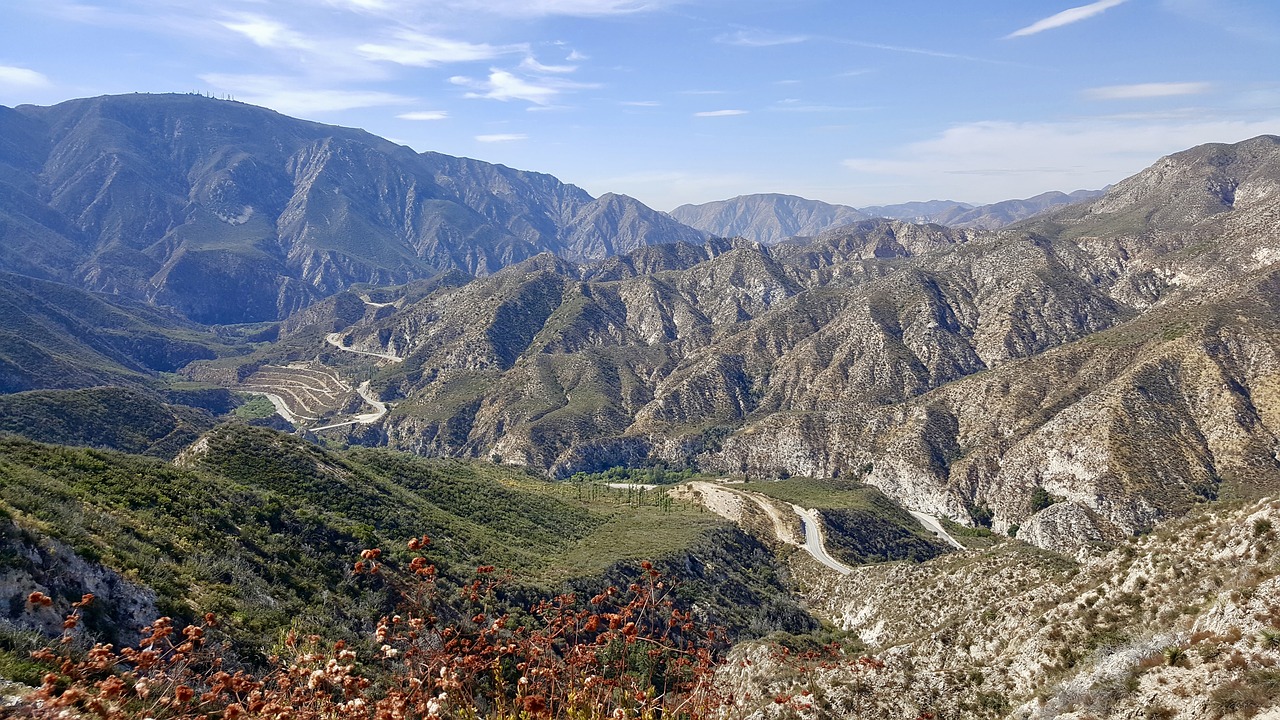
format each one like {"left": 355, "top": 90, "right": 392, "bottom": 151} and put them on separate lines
{"left": 1, "top": 0, "right": 1278, "bottom": 210}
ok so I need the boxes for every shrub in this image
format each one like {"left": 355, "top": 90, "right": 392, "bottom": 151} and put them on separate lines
{"left": 1031, "top": 487, "right": 1063, "bottom": 513}
{"left": 11, "top": 542, "right": 726, "bottom": 720}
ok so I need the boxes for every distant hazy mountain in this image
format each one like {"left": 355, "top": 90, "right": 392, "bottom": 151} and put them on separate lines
{"left": 858, "top": 199, "right": 974, "bottom": 223}
{"left": 0, "top": 93, "right": 706, "bottom": 323}
{"left": 670, "top": 194, "right": 868, "bottom": 244}
{"left": 673, "top": 190, "right": 1103, "bottom": 244}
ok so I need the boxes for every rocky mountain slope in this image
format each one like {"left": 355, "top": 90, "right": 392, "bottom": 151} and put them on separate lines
{"left": 230, "top": 135, "right": 1280, "bottom": 556}
{"left": 719, "top": 493, "right": 1280, "bottom": 720}
{"left": 675, "top": 190, "right": 1102, "bottom": 244}
{"left": 0, "top": 93, "right": 705, "bottom": 323}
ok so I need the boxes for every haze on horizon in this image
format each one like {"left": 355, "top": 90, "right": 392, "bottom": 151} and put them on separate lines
{"left": 1, "top": 0, "right": 1277, "bottom": 210}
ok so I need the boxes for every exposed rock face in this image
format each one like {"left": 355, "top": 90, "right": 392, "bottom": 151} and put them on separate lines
{"left": 0, "top": 93, "right": 706, "bottom": 323}
{"left": 272, "top": 136, "right": 1280, "bottom": 554}
{"left": 1016, "top": 502, "right": 1122, "bottom": 557}
{"left": 0, "top": 521, "right": 159, "bottom": 646}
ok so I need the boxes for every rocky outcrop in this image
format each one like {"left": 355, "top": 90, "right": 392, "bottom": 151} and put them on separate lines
{"left": 0, "top": 521, "right": 159, "bottom": 645}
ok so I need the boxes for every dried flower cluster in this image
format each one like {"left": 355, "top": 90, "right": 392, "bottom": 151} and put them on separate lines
{"left": 11, "top": 539, "right": 724, "bottom": 720}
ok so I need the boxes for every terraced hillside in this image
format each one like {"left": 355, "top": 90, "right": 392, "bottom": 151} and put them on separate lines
{"left": 238, "top": 362, "right": 354, "bottom": 424}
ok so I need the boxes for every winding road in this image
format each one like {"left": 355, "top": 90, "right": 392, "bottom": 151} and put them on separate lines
{"left": 310, "top": 382, "right": 389, "bottom": 432}
{"left": 325, "top": 332, "right": 403, "bottom": 363}
{"left": 689, "top": 481, "right": 969, "bottom": 575}
{"left": 908, "top": 510, "right": 967, "bottom": 550}
{"left": 791, "top": 505, "right": 854, "bottom": 575}
{"left": 245, "top": 391, "right": 316, "bottom": 424}
{"left": 690, "top": 481, "right": 854, "bottom": 575}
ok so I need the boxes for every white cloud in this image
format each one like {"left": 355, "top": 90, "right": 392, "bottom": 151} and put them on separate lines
{"left": 619, "top": 100, "right": 661, "bottom": 106}
{"left": 0, "top": 65, "right": 50, "bottom": 87}
{"left": 842, "top": 116, "right": 1280, "bottom": 203}
{"left": 566, "top": 50, "right": 588, "bottom": 61}
{"left": 1007, "top": 0, "right": 1128, "bottom": 38}
{"left": 398, "top": 110, "right": 449, "bottom": 120}
{"left": 1084, "top": 82, "right": 1212, "bottom": 100}
{"left": 200, "top": 74, "right": 415, "bottom": 115}
{"left": 694, "top": 109, "right": 747, "bottom": 117}
{"left": 476, "top": 133, "right": 528, "bottom": 142}
{"left": 716, "top": 30, "right": 808, "bottom": 47}
{"left": 220, "top": 14, "right": 314, "bottom": 49}
{"left": 443, "top": 0, "right": 668, "bottom": 16}
{"left": 520, "top": 56, "right": 577, "bottom": 73}
{"left": 332, "top": 0, "right": 671, "bottom": 17}
{"left": 451, "top": 69, "right": 596, "bottom": 105}
{"left": 359, "top": 31, "right": 521, "bottom": 67}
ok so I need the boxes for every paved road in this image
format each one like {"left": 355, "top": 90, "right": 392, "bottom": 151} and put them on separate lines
{"left": 325, "top": 332, "right": 403, "bottom": 362}
{"left": 791, "top": 505, "right": 854, "bottom": 575}
{"left": 245, "top": 391, "right": 315, "bottom": 424}
{"left": 691, "top": 481, "right": 855, "bottom": 575}
{"left": 310, "top": 382, "right": 389, "bottom": 431}
{"left": 909, "top": 510, "right": 967, "bottom": 550}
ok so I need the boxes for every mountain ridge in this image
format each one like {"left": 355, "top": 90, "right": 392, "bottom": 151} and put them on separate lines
{"left": 672, "top": 189, "right": 1105, "bottom": 243}
{"left": 228, "top": 134, "right": 1280, "bottom": 555}
{"left": 0, "top": 93, "right": 707, "bottom": 323}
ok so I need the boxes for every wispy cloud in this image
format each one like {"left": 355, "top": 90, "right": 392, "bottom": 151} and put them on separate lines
{"left": 680, "top": 89, "right": 729, "bottom": 95}
{"left": 201, "top": 73, "right": 414, "bottom": 114}
{"left": 837, "top": 40, "right": 1011, "bottom": 65}
{"left": 0, "top": 65, "right": 50, "bottom": 87}
{"left": 450, "top": 0, "right": 667, "bottom": 16}
{"left": 716, "top": 29, "right": 808, "bottom": 47}
{"left": 359, "top": 31, "right": 522, "bottom": 67}
{"left": 842, "top": 115, "right": 1280, "bottom": 203}
{"left": 1085, "top": 82, "right": 1212, "bottom": 100}
{"left": 520, "top": 56, "right": 577, "bottom": 73}
{"left": 342, "top": 0, "right": 673, "bottom": 18}
{"left": 219, "top": 14, "right": 314, "bottom": 50}
{"left": 1162, "top": 0, "right": 1279, "bottom": 42}
{"left": 694, "top": 109, "right": 747, "bottom": 117}
{"left": 451, "top": 69, "right": 596, "bottom": 105}
{"left": 475, "top": 133, "right": 528, "bottom": 142}
{"left": 1007, "top": 0, "right": 1128, "bottom": 38}
{"left": 619, "top": 100, "right": 661, "bottom": 106}
{"left": 398, "top": 110, "right": 450, "bottom": 120}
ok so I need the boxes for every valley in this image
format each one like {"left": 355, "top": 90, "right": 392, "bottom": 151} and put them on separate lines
{"left": 0, "top": 93, "right": 1278, "bottom": 718}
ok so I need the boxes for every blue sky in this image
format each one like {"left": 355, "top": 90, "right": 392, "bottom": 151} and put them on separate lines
{"left": 1, "top": 0, "right": 1278, "bottom": 210}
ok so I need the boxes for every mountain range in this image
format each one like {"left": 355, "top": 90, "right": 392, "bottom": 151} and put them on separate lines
{"left": 1, "top": 93, "right": 1277, "bottom": 558}
{"left": 671, "top": 189, "right": 1104, "bottom": 244}
{"left": 3, "top": 93, "right": 1280, "bottom": 718}
{"left": 235, "top": 134, "right": 1280, "bottom": 556}
{"left": 0, "top": 93, "right": 706, "bottom": 323}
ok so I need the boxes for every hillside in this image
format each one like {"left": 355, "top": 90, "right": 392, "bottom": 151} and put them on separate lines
{"left": 0, "top": 94, "right": 706, "bottom": 323}
{"left": 0, "top": 425, "right": 815, "bottom": 661}
{"left": 203, "top": 135, "right": 1280, "bottom": 557}
{"left": 0, "top": 271, "right": 241, "bottom": 392}
{"left": 720, "top": 494, "right": 1280, "bottom": 720}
